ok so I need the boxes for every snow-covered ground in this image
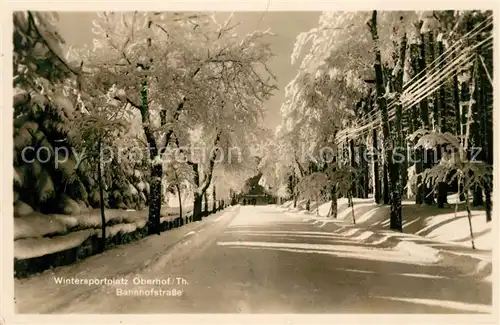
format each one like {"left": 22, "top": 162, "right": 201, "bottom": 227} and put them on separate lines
{"left": 278, "top": 195, "right": 493, "bottom": 283}
{"left": 283, "top": 195, "right": 492, "bottom": 250}
{"left": 14, "top": 207, "right": 240, "bottom": 314}
{"left": 13, "top": 205, "right": 492, "bottom": 314}
{"left": 14, "top": 205, "right": 193, "bottom": 260}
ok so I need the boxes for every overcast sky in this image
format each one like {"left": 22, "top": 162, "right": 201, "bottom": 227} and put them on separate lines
{"left": 57, "top": 12, "right": 320, "bottom": 130}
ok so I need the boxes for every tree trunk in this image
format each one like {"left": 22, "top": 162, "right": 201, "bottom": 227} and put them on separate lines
{"left": 462, "top": 51, "right": 477, "bottom": 249}
{"left": 193, "top": 193, "right": 203, "bottom": 222}
{"left": 213, "top": 185, "right": 217, "bottom": 213}
{"left": 472, "top": 187, "right": 483, "bottom": 206}
{"left": 452, "top": 53, "right": 464, "bottom": 203}
{"left": 454, "top": 180, "right": 460, "bottom": 219}
{"left": 408, "top": 41, "right": 422, "bottom": 204}
{"left": 185, "top": 131, "right": 220, "bottom": 217}
{"left": 349, "top": 191, "right": 356, "bottom": 224}
{"left": 148, "top": 165, "right": 162, "bottom": 235}
{"left": 316, "top": 194, "right": 319, "bottom": 217}
{"left": 361, "top": 141, "right": 369, "bottom": 198}
{"left": 418, "top": 25, "right": 434, "bottom": 205}
{"left": 437, "top": 182, "right": 448, "bottom": 208}
{"left": 453, "top": 67, "right": 461, "bottom": 138}
{"left": 349, "top": 139, "right": 358, "bottom": 198}
{"left": 388, "top": 28, "right": 406, "bottom": 232}
{"left": 192, "top": 164, "right": 203, "bottom": 221}
{"left": 383, "top": 161, "right": 389, "bottom": 205}
{"left": 204, "top": 191, "right": 209, "bottom": 216}
{"left": 292, "top": 173, "right": 298, "bottom": 208}
{"left": 465, "top": 192, "right": 476, "bottom": 250}
{"left": 367, "top": 11, "right": 391, "bottom": 208}
{"left": 372, "top": 128, "right": 381, "bottom": 204}
{"left": 481, "top": 49, "right": 493, "bottom": 223}
{"left": 481, "top": 51, "right": 493, "bottom": 221}
{"left": 330, "top": 185, "right": 338, "bottom": 218}
{"left": 176, "top": 184, "right": 183, "bottom": 219}
{"left": 471, "top": 79, "right": 483, "bottom": 208}
{"left": 400, "top": 143, "right": 409, "bottom": 200}
{"left": 459, "top": 81, "right": 471, "bottom": 203}
{"left": 415, "top": 155, "right": 423, "bottom": 204}
{"left": 485, "top": 184, "right": 492, "bottom": 222}
{"left": 97, "top": 137, "right": 106, "bottom": 251}
{"left": 428, "top": 30, "right": 438, "bottom": 130}
{"left": 471, "top": 24, "right": 487, "bottom": 208}
{"left": 137, "top": 78, "right": 163, "bottom": 236}
{"left": 436, "top": 33, "right": 448, "bottom": 208}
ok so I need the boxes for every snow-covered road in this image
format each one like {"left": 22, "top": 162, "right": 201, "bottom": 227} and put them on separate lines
{"left": 14, "top": 205, "right": 492, "bottom": 314}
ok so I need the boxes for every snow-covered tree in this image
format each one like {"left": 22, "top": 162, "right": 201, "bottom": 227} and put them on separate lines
{"left": 327, "top": 164, "right": 362, "bottom": 223}
{"left": 411, "top": 128, "right": 492, "bottom": 249}
{"left": 84, "top": 12, "right": 277, "bottom": 227}
{"left": 13, "top": 11, "right": 87, "bottom": 216}
{"left": 71, "top": 89, "right": 128, "bottom": 250}
{"left": 296, "top": 172, "right": 329, "bottom": 216}
{"left": 163, "top": 161, "right": 195, "bottom": 219}
{"left": 13, "top": 12, "right": 153, "bottom": 220}
{"left": 279, "top": 10, "right": 493, "bottom": 232}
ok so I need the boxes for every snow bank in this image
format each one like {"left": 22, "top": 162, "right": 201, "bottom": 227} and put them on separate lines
{"left": 414, "top": 212, "right": 491, "bottom": 250}
{"left": 289, "top": 198, "right": 375, "bottom": 223}
{"left": 280, "top": 200, "right": 295, "bottom": 209}
{"left": 290, "top": 195, "right": 492, "bottom": 251}
{"left": 76, "top": 210, "right": 144, "bottom": 228}
{"left": 106, "top": 223, "right": 139, "bottom": 238}
{"left": 15, "top": 222, "right": 149, "bottom": 260}
{"left": 355, "top": 205, "right": 388, "bottom": 224}
{"left": 14, "top": 210, "right": 142, "bottom": 240}
{"left": 160, "top": 215, "right": 178, "bottom": 223}
{"left": 14, "top": 203, "right": 223, "bottom": 278}
{"left": 15, "top": 214, "right": 70, "bottom": 239}
{"left": 14, "top": 229, "right": 99, "bottom": 259}
{"left": 14, "top": 206, "right": 194, "bottom": 240}
{"left": 362, "top": 204, "right": 492, "bottom": 251}
{"left": 351, "top": 230, "right": 377, "bottom": 242}
{"left": 338, "top": 202, "right": 379, "bottom": 222}
{"left": 160, "top": 205, "right": 193, "bottom": 217}
{"left": 14, "top": 201, "right": 34, "bottom": 216}
{"left": 316, "top": 201, "right": 332, "bottom": 216}
{"left": 134, "top": 218, "right": 148, "bottom": 229}
{"left": 331, "top": 221, "right": 492, "bottom": 280}
{"left": 395, "top": 241, "right": 442, "bottom": 263}
{"left": 14, "top": 205, "right": 195, "bottom": 261}
{"left": 283, "top": 195, "right": 492, "bottom": 278}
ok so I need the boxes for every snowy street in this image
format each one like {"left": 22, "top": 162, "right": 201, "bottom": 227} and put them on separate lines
{"left": 15, "top": 205, "right": 492, "bottom": 314}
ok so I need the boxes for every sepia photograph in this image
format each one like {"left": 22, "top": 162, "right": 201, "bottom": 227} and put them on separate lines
{"left": 6, "top": 6, "right": 496, "bottom": 319}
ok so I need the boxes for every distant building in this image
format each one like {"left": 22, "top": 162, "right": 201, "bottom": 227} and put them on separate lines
{"left": 239, "top": 173, "right": 276, "bottom": 205}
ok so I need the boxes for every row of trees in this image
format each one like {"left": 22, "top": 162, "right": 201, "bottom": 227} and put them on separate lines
{"left": 260, "top": 10, "right": 493, "bottom": 241}
{"left": 14, "top": 12, "right": 274, "bottom": 237}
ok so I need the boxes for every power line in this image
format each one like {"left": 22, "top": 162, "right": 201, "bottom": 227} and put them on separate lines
{"left": 336, "top": 20, "right": 493, "bottom": 143}
{"left": 349, "top": 17, "right": 493, "bottom": 132}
